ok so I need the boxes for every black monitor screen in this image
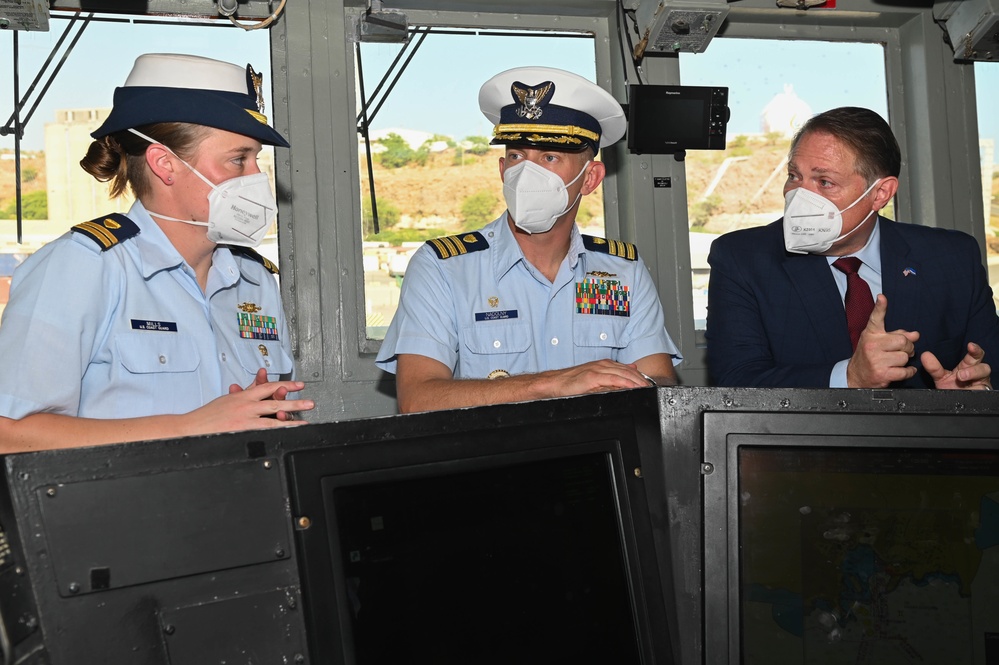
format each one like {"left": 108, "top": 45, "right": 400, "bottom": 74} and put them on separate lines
{"left": 288, "top": 393, "right": 675, "bottom": 665}
{"left": 328, "top": 452, "right": 640, "bottom": 664}
{"left": 633, "top": 98, "right": 705, "bottom": 145}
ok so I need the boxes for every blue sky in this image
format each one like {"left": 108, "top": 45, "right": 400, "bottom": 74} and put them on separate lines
{"left": 350, "top": 35, "right": 896, "bottom": 141}
{"left": 680, "top": 40, "right": 891, "bottom": 131}
{"left": 0, "top": 16, "right": 271, "bottom": 151}
{"left": 1, "top": 15, "right": 997, "bottom": 162}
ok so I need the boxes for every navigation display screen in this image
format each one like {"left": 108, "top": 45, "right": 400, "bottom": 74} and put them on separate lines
{"left": 738, "top": 446, "right": 999, "bottom": 664}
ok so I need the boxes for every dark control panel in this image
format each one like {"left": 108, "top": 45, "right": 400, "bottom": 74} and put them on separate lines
{"left": 706, "top": 86, "right": 729, "bottom": 147}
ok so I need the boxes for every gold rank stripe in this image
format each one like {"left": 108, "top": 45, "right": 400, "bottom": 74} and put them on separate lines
{"left": 494, "top": 123, "right": 600, "bottom": 142}
{"left": 443, "top": 235, "right": 466, "bottom": 256}
{"left": 259, "top": 255, "right": 279, "bottom": 274}
{"left": 430, "top": 236, "right": 467, "bottom": 258}
{"left": 608, "top": 239, "right": 637, "bottom": 260}
{"left": 76, "top": 220, "right": 118, "bottom": 249}
{"left": 427, "top": 232, "right": 488, "bottom": 260}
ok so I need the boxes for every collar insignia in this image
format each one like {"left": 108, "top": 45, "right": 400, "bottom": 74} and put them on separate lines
{"left": 511, "top": 80, "right": 555, "bottom": 121}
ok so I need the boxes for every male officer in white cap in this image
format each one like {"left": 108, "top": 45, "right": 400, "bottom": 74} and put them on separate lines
{"left": 377, "top": 66, "right": 681, "bottom": 413}
{"left": 0, "top": 53, "right": 313, "bottom": 452}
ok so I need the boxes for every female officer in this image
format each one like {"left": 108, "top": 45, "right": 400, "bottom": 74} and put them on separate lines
{"left": 0, "top": 53, "right": 312, "bottom": 452}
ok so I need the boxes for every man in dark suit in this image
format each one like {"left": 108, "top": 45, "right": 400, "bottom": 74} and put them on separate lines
{"left": 706, "top": 106, "right": 998, "bottom": 389}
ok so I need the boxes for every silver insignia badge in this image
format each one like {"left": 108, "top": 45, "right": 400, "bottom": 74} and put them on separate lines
{"left": 512, "top": 81, "right": 555, "bottom": 121}
{"left": 248, "top": 65, "right": 265, "bottom": 114}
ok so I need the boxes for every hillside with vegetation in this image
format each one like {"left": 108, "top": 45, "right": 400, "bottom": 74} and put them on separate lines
{"left": 0, "top": 151, "right": 47, "bottom": 220}
{"left": 3, "top": 134, "right": 997, "bottom": 247}
{"left": 359, "top": 130, "right": 999, "bottom": 251}
{"left": 358, "top": 131, "right": 793, "bottom": 243}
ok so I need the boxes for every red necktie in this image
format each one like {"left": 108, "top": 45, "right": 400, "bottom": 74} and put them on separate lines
{"left": 833, "top": 257, "right": 874, "bottom": 351}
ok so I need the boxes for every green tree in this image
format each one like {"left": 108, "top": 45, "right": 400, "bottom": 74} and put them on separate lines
{"left": 726, "top": 134, "right": 753, "bottom": 157}
{"left": 464, "top": 135, "right": 492, "bottom": 156}
{"left": 763, "top": 131, "right": 784, "bottom": 146}
{"left": 690, "top": 194, "right": 722, "bottom": 230}
{"left": 0, "top": 191, "right": 47, "bottom": 220}
{"left": 413, "top": 144, "right": 431, "bottom": 167}
{"left": 361, "top": 196, "right": 401, "bottom": 236}
{"left": 21, "top": 167, "right": 38, "bottom": 182}
{"left": 376, "top": 133, "right": 415, "bottom": 168}
{"left": 575, "top": 199, "right": 594, "bottom": 226}
{"left": 460, "top": 190, "right": 500, "bottom": 230}
{"left": 422, "top": 134, "right": 455, "bottom": 150}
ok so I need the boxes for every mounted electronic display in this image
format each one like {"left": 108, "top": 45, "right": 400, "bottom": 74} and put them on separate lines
{"left": 626, "top": 84, "right": 730, "bottom": 154}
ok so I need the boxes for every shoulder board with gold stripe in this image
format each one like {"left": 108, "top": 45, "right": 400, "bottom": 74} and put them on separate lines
{"left": 228, "top": 245, "right": 279, "bottom": 275}
{"left": 582, "top": 234, "right": 638, "bottom": 261}
{"left": 425, "top": 232, "right": 489, "bottom": 260}
{"left": 71, "top": 214, "right": 140, "bottom": 251}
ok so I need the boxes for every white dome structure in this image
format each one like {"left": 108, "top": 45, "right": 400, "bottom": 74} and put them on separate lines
{"left": 760, "top": 84, "right": 813, "bottom": 137}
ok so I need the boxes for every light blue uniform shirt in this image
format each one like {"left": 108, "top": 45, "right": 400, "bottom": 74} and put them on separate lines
{"left": 829, "top": 219, "right": 882, "bottom": 387}
{"left": 0, "top": 201, "right": 295, "bottom": 420}
{"left": 376, "top": 214, "right": 681, "bottom": 379}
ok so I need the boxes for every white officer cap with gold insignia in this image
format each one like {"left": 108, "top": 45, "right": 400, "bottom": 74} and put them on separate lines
{"left": 478, "top": 66, "right": 626, "bottom": 153}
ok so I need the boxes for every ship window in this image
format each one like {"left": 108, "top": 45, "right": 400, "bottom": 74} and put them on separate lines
{"left": 679, "top": 38, "right": 888, "bottom": 330}
{"left": 0, "top": 15, "right": 273, "bottom": 324}
{"left": 356, "top": 28, "right": 597, "bottom": 341}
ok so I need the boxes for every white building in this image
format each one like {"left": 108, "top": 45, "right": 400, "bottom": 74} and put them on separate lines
{"left": 44, "top": 108, "right": 131, "bottom": 228}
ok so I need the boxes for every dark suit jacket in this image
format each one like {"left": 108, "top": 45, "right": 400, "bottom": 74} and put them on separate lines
{"left": 705, "top": 217, "right": 999, "bottom": 388}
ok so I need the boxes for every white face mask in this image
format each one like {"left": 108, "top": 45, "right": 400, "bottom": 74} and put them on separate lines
{"left": 129, "top": 128, "right": 277, "bottom": 248}
{"left": 782, "top": 178, "right": 882, "bottom": 254}
{"left": 502, "top": 159, "right": 589, "bottom": 234}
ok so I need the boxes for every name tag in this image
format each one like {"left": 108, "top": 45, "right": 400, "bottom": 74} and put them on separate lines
{"left": 131, "top": 319, "right": 178, "bottom": 332}
{"left": 475, "top": 309, "right": 518, "bottom": 322}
